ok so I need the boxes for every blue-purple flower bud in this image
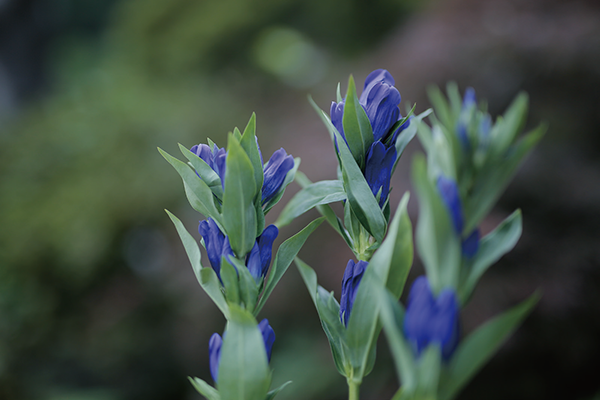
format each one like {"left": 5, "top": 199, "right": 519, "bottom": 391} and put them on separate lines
{"left": 461, "top": 228, "right": 480, "bottom": 258}
{"left": 360, "top": 69, "right": 402, "bottom": 143}
{"left": 262, "top": 148, "right": 295, "bottom": 205}
{"left": 209, "top": 332, "right": 223, "bottom": 383}
{"left": 191, "top": 143, "right": 227, "bottom": 189}
{"left": 364, "top": 141, "right": 397, "bottom": 207}
{"left": 436, "top": 176, "right": 480, "bottom": 257}
{"left": 245, "top": 224, "right": 279, "bottom": 282}
{"left": 198, "top": 218, "right": 232, "bottom": 279}
{"left": 403, "top": 276, "right": 460, "bottom": 360}
{"left": 339, "top": 259, "right": 368, "bottom": 327}
{"left": 258, "top": 318, "right": 276, "bottom": 362}
{"left": 199, "top": 219, "right": 278, "bottom": 282}
{"left": 209, "top": 318, "right": 275, "bottom": 383}
{"left": 437, "top": 176, "right": 464, "bottom": 235}
{"left": 463, "top": 87, "right": 477, "bottom": 109}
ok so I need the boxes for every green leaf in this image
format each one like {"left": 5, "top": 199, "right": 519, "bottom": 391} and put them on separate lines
{"left": 308, "top": 95, "right": 338, "bottom": 144}
{"left": 263, "top": 157, "right": 301, "bottom": 214}
{"left": 179, "top": 143, "right": 224, "bottom": 200}
{"left": 166, "top": 210, "right": 229, "bottom": 318}
{"left": 189, "top": 377, "right": 221, "bottom": 400}
{"left": 265, "top": 381, "right": 292, "bottom": 400}
{"left": 220, "top": 258, "right": 240, "bottom": 305}
{"left": 392, "top": 106, "right": 429, "bottom": 173}
{"left": 159, "top": 147, "right": 222, "bottom": 222}
{"left": 342, "top": 75, "right": 374, "bottom": 168}
{"left": 218, "top": 305, "right": 271, "bottom": 400}
{"left": 237, "top": 260, "right": 259, "bottom": 312}
{"left": 240, "top": 113, "right": 264, "bottom": 193}
{"left": 412, "top": 154, "right": 461, "bottom": 293}
{"left": 335, "top": 129, "right": 387, "bottom": 243}
{"left": 343, "top": 195, "right": 414, "bottom": 381}
{"left": 275, "top": 180, "right": 346, "bottom": 228}
{"left": 295, "top": 258, "right": 348, "bottom": 376}
{"left": 460, "top": 210, "right": 522, "bottom": 303}
{"left": 491, "top": 92, "right": 528, "bottom": 155}
{"left": 294, "top": 172, "right": 352, "bottom": 248}
{"left": 427, "top": 85, "right": 453, "bottom": 129}
{"left": 463, "top": 122, "right": 546, "bottom": 233}
{"left": 370, "top": 192, "right": 414, "bottom": 298}
{"left": 439, "top": 292, "right": 540, "bottom": 400}
{"left": 222, "top": 136, "right": 258, "bottom": 257}
{"left": 377, "top": 289, "right": 417, "bottom": 393}
{"left": 416, "top": 345, "right": 441, "bottom": 398}
{"left": 254, "top": 217, "right": 325, "bottom": 315}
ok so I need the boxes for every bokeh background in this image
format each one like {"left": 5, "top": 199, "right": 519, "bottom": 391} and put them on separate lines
{"left": 1, "top": 0, "right": 600, "bottom": 399}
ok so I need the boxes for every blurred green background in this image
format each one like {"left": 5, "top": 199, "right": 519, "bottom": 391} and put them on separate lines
{"left": 1, "top": 0, "right": 600, "bottom": 399}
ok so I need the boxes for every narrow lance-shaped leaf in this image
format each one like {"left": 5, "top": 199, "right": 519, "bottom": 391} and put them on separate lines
{"left": 412, "top": 155, "right": 461, "bottom": 292}
{"left": 240, "top": 113, "right": 264, "bottom": 193}
{"left": 460, "top": 210, "right": 522, "bottom": 303}
{"left": 438, "top": 292, "right": 540, "bottom": 400}
{"left": 165, "top": 210, "right": 229, "bottom": 318}
{"left": 188, "top": 377, "right": 221, "bottom": 400}
{"left": 222, "top": 136, "right": 258, "bottom": 257}
{"left": 335, "top": 129, "right": 387, "bottom": 243}
{"left": 179, "top": 143, "right": 224, "bottom": 200}
{"left": 463, "top": 123, "right": 546, "bottom": 233}
{"left": 159, "top": 147, "right": 222, "bottom": 222}
{"left": 275, "top": 180, "right": 346, "bottom": 228}
{"left": 342, "top": 75, "right": 374, "bottom": 168}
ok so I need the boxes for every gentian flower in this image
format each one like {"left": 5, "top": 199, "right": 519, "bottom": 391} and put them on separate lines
{"left": 245, "top": 224, "right": 279, "bottom": 283}
{"left": 208, "top": 332, "right": 223, "bottom": 383}
{"left": 403, "top": 276, "right": 460, "bottom": 361}
{"left": 198, "top": 218, "right": 278, "bottom": 283}
{"left": 190, "top": 143, "right": 294, "bottom": 208}
{"left": 364, "top": 141, "right": 396, "bottom": 207}
{"left": 330, "top": 69, "right": 409, "bottom": 208}
{"left": 436, "top": 175, "right": 480, "bottom": 257}
{"left": 191, "top": 143, "right": 227, "bottom": 189}
{"left": 262, "top": 148, "right": 295, "bottom": 205}
{"left": 198, "top": 218, "right": 232, "bottom": 279}
{"left": 209, "top": 318, "right": 275, "bottom": 383}
{"left": 339, "top": 259, "right": 368, "bottom": 327}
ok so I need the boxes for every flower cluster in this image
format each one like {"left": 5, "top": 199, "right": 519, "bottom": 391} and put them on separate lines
{"left": 198, "top": 218, "right": 278, "bottom": 283}
{"left": 191, "top": 143, "right": 294, "bottom": 205}
{"left": 331, "top": 69, "right": 409, "bottom": 207}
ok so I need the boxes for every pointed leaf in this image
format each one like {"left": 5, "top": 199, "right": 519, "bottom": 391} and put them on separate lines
{"left": 222, "top": 137, "right": 258, "bottom": 257}
{"left": 265, "top": 381, "right": 292, "bottom": 400}
{"left": 275, "top": 180, "right": 346, "bottom": 227}
{"left": 166, "top": 210, "right": 229, "bottom": 317}
{"left": 342, "top": 75, "right": 374, "bottom": 168}
{"left": 412, "top": 155, "right": 461, "bottom": 292}
{"left": 240, "top": 113, "right": 264, "bottom": 193}
{"left": 439, "top": 292, "right": 540, "bottom": 400}
{"left": 335, "top": 129, "right": 387, "bottom": 243}
{"left": 461, "top": 210, "right": 522, "bottom": 302}
{"left": 189, "top": 377, "right": 221, "bottom": 400}
{"left": 179, "top": 143, "right": 224, "bottom": 200}
{"left": 159, "top": 147, "right": 221, "bottom": 221}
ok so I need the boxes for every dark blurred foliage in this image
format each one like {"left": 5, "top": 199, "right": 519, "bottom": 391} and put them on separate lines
{"left": 1, "top": 0, "right": 600, "bottom": 399}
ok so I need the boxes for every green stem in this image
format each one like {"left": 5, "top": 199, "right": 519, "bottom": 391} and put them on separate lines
{"left": 348, "top": 379, "right": 360, "bottom": 400}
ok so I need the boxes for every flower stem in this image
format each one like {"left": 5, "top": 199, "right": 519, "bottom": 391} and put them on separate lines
{"left": 348, "top": 379, "right": 360, "bottom": 400}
